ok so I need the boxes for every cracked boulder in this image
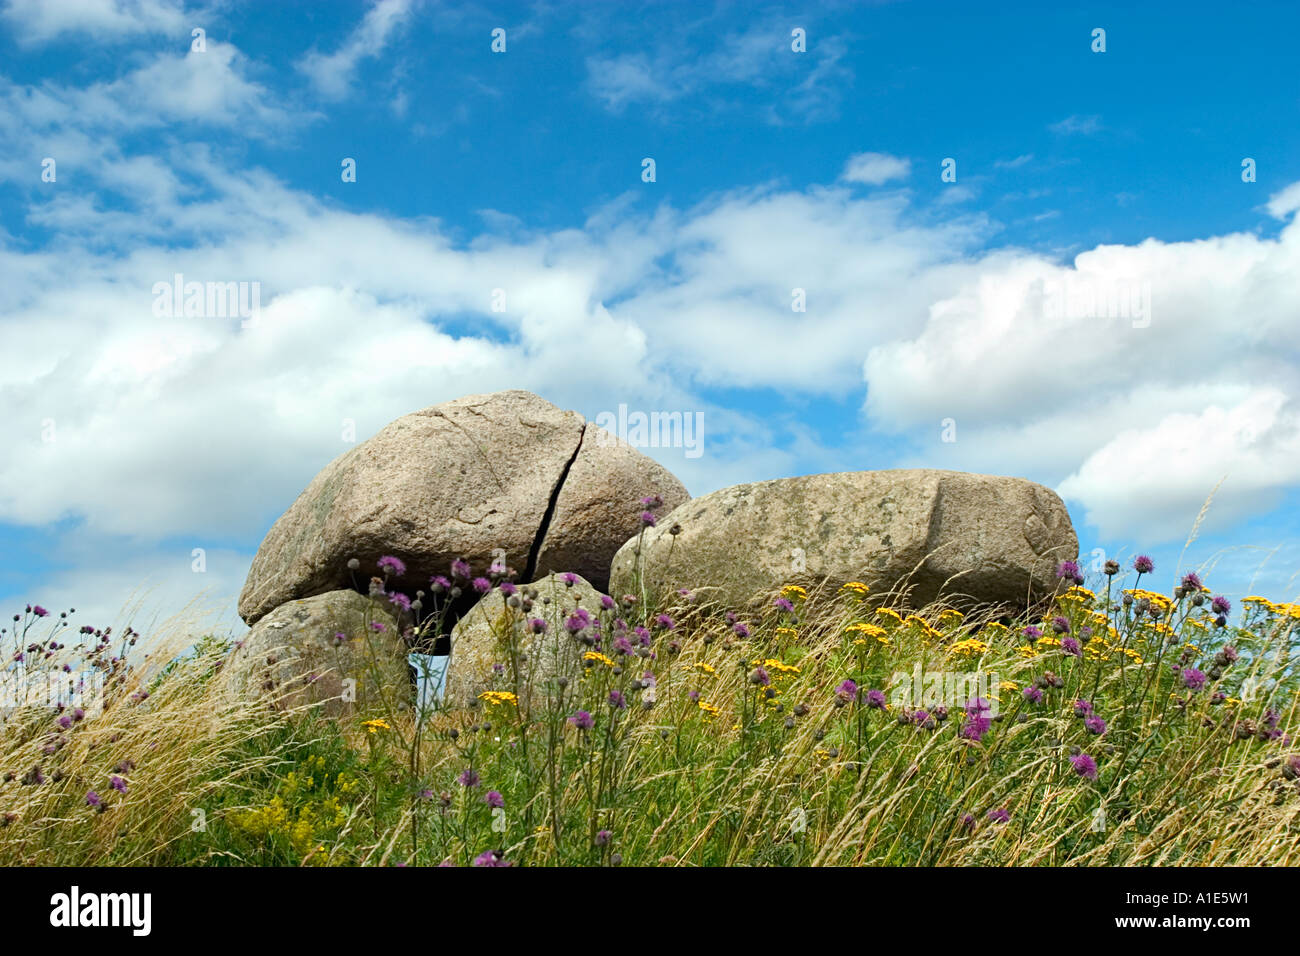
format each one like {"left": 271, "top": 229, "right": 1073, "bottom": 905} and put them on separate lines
{"left": 609, "top": 469, "right": 1077, "bottom": 612}
{"left": 238, "top": 390, "right": 689, "bottom": 625}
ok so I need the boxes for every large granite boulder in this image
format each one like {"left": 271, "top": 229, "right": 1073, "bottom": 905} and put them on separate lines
{"left": 238, "top": 391, "right": 688, "bottom": 624}
{"left": 443, "top": 572, "right": 606, "bottom": 708}
{"left": 609, "top": 469, "right": 1077, "bottom": 611}
{"left": 231, "top": 589, "right": 411, "bottom": 716}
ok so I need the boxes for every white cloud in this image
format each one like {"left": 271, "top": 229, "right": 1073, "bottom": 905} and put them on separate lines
{"left": 995, "top": 154, "right": 1034, "bottom": 169}
{"left": 841, "top": 152, "right": 911, "bottom": 186}
{"left": 1059, "top": 390, "right": 1300, "bottom": 541}
{"left": 296, "top": 0, "right": 414, "bottom": 100}
{"left": 1049, "top": 114, "right": 1102, "bottom": 135}
{"left": 863, "top": 193, "right": 1300, "bottom": 542}
{"left": 2, "top": 0, "right": 188, "bottom": 43}
{"left": 1266, "top": 181, "right": 1300, "bottom": 219}
{"left": 585, "top": 24, "right": 852, "bottom": 122}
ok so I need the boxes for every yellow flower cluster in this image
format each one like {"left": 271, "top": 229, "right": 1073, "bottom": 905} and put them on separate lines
{"left": 1124, "top": 588, "right": 1174, "bottom": 612}
{"left": 693, "top": 661, "right": 717, "bottom": 676}
{"left": 361, "top": 718, "right": 390, "bottom": 734}
{"left": 840, "top": 581, "right": 871, "bottom": 598}
{"left": 844, "top": 622, "right": 889, "bottom": 641}
{"left": 697, "top": 700, "right": 721, "bottom": 720}
{"left": 948, "top": 638, "right": 990, "bottom": 657}
{"left": 478, "top": 690, "right": 518, "bottom": 707}
{"left": 583, "top": 651, "right": 615, "bottom": 668}
{"left": 1244, "top": 597, "right": 1300, "bottom": 620}
{"left": 751, "top": 658, "right": 800, "bottom": 678}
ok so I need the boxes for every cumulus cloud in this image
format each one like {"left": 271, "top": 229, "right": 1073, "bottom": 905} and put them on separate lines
{"left": 841, "top": 152, "right": 910, "bottom": 186}
{"left": 297, "top": 0, "right": 414, "bottom": 100}
{"left": 863, "top": 183, "right": 1300, "bottom": 542}
{"left": 1, "top": 0, "right": 188, "bottom": 43}
{"left": 1058, "top": 390, "right": 1300, "bottom": 541}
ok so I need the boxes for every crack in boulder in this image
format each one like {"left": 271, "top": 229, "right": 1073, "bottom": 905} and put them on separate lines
{"left": 525, "top": 423, "right": 585, "bottom": 582}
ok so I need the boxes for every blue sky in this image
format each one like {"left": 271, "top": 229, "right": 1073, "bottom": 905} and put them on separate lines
{"left": 1, "top": 0, "right": 1298, "bottom": 636}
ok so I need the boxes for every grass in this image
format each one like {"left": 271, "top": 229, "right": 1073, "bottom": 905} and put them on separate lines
{"left": 2, "top": 541, "right": 1298, "bottom": 867}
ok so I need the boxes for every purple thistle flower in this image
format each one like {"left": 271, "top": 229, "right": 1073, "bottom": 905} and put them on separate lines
{"left": 1221, "top": 645, "right": 1239, "bottom": 663}
{"left": 57, "top": 715, "right": 72, "bottom": 729}
{"left": 836, "top": 678, "right": 858, "bottom": 702}
{"left": 1052, "top": 616, "right": 1071, "bottom": 634}
{"left": 1182, "top": 667, "right": 1207, "bottom": 690}
{"left": 987, "top": 808, "right": 1010, "bottom": 824}
{"left": 1133, "top": 555, "right": 1154, "bottom": 574}
{"left": 33, "top": 605, "right": 49, "bottom": 618}
{"left": 654, "top": 614, "right": 675, "bottom": 631}
{"left": 450, "top": 559, "right": 472, "bottom": 581}
{"left": 472, "top": 849, "right": 511, "bottom": 867}
{"left": 1074, "top": 699, "right": 1093, "bottom": 717}
{"left": 526, "top": 618, "right": 548, "bottom": 635}
{"left": 484, "top": 790, "right": 504, "bottom": 809}
{"left": 1085, "top": 715, "right": 1107, "bottom": 735}
{"left": 377, "top": 555, "right": 406, "bottom": 577}
{"left": 499, "top": 582, "right": 518, "bottom": 597}
{"left": 608, "top": 690, "right": 626, "bottom": 710}
{"left": 1070, "top": 753, "right": 1099, "bottom": 780}
{"left": 733, "top": 622, "right": 750, "bottom": 638}
{"left": 1211, "top": 595, "right": 1231, "bottom": 615}
{"left": 1061, "top": 636, "right": 1081, "bottom": 656}
{"left": 568, "top": 710, "right": 594, "bottom": 731}
{"left": 110, "top": 775, "right": 127, "bottom": 794}
{"left": 613, "top": 636, "right": 634, "bottom": 656}
{"left": 86, "top": 791, "right": 101, "bottom": 807}
{"left": 388, "top": 592, "right": 412, "bottom": 612}
{"left": 561, "top": 572, "right": 578, "bottom": 587}
{"left": 457, "top": 768, "right": 480, "bottom": 788}
{"left": 595, "top": 829, "right": 612, "bottom": 846}
{"left": 962, "top": 698, "right": 993, "bottom": 742}
{"left": 640, "top": 494, "right": 663, "bottom": 508}
{"left": 750, "top": 666, "right": 771, "bottom": 687}
{"left": 639, "top": 511, "right": 657, "bottom": 527}
{"left": 599, "top": 594, "right": 616, "bottom": 610}
{"left": 1057, "top": 560, "right": 1083, "bottom": 584}
{"left": 1023, "top": 686, "right": 1043, "bottom": 703}
{"left": 864, "top": 688, "right": 887, "bottom": 710}
{"left": 774, "top": 598, "right": 794, "bottom": 613}
{"left": 471, "top": 577, "right": 491, "bottom": 594}
{"left": 961, "top": 813, "right": 977, "bottom": 831}
{"left": 1022, "top": 625, "right": 1042, "bottom": 640}
{"left": 370, "top": 621, "right": 387, "bottom": 632}
{"left": 1181, "top": 572, "right": 1203, "bottom": 592}
{"left": 430, "top": 575, "right": 451, "bottom": 592}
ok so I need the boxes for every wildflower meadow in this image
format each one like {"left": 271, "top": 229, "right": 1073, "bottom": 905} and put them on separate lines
{"left": 2, "top": 498, "right": 1296, "bottom": 868}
